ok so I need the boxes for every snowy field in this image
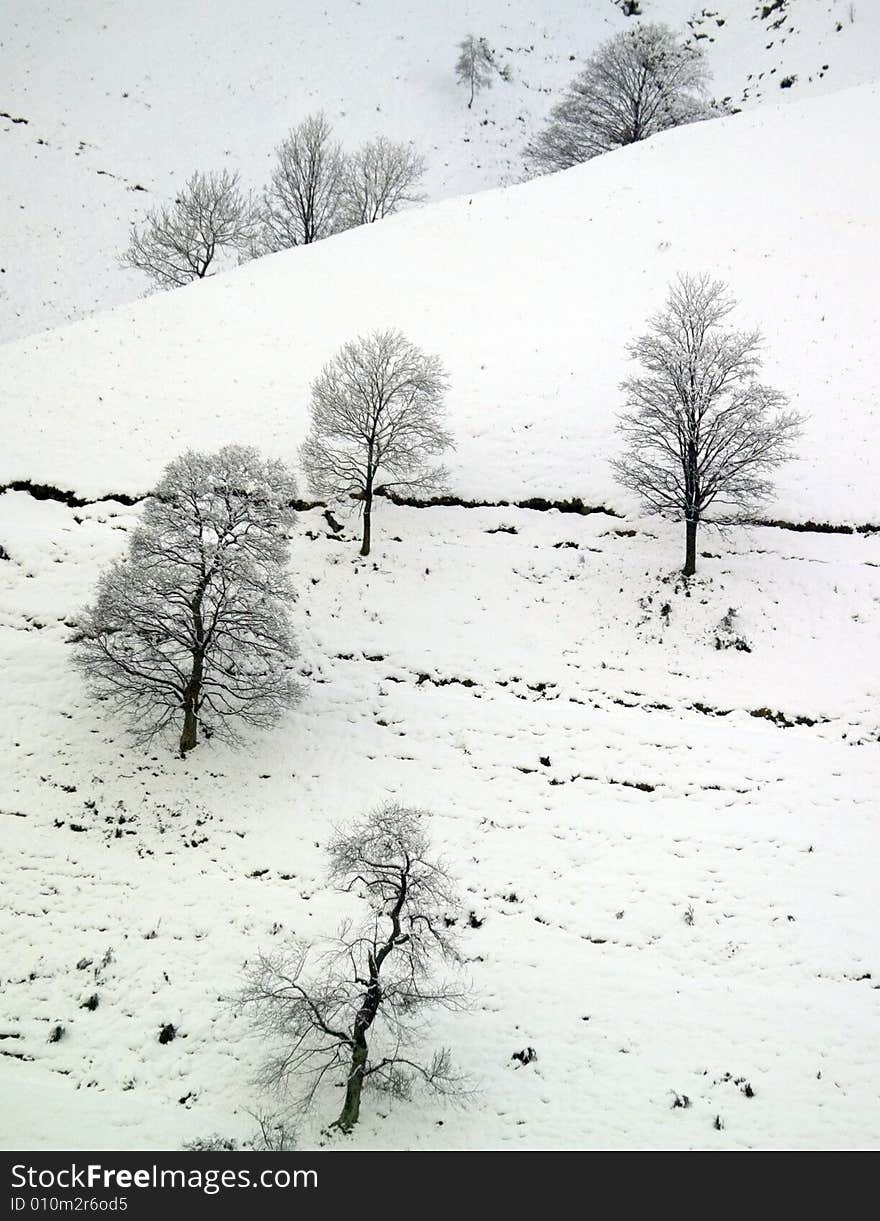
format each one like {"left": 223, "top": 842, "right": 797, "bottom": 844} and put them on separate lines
{"left": 1, "top": 2, "right": 879, "bottom": 1155}
{"left": 1, "top": 0, "right": 877, "bottom": 343}
{"left": 1, "top": 492, "right": 879, "bottom": 1150}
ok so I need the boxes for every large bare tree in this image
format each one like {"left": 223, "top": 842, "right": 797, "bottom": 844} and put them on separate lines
{"left": 241, "top": 803, "right": 465, "bottom": 1134}
{"left": 121, "top": 170, "right": 258, "bottom": 288}
{"left": 611, "top": 273, "right": 804, "bottom": 576}
{"left": 253, "top": 113, "right": 347, "bottom": 253}
{"left": 339, "top": 137, "right": 427, "bottom": 228}
{"left": 74, "top": 445, "right": 302, "bottom": 754}
{"left": 525, "top": 23, "right": 710, "bottom": 174}
{"left": 300, "top": 329, "right": 453, "bottom": 556}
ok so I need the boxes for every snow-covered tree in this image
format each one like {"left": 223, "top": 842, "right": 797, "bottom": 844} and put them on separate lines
{"left": 74, "top": 446, "right": 302, "bottom": 754}
{"left": 525, "top": 23, "right": 711, "bottom": 174}
{"left": 339, "top": 137, "right": 427, "bottom": 227}
{"left": 121, "top": 170, "right": 258, "bottom": 288}
{"left": 455, "top": 35, "right": 498, "bottom": 108}
{"left": 300, "top": 329, "right": 453, "bottom": 557}
{"left": 611, "top": 273, "right": 804, "bottom": 576}
{"left": 241, "top": 803, "right": 465, "bottom": 1133}
{"left": 252, "top": 113, "right": 347, "bottom": 253}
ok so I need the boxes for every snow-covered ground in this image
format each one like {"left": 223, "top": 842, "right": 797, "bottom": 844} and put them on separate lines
{"left": 2, "top": 79, "right": 878, "bottom": 522}
{"left": 1, "top": 0, "right": 877, "bottom": 343}
{"left": 1, "top": 493, "right": 879, "bottom": 1150}
{"left": 1, "top": 3, "right": 878, "bottom": 1154}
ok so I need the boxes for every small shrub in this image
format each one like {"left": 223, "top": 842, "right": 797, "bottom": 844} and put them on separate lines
{"left": 249, "top": 1110, "right": 297, "bottom": 1151}
{"left": 714, "top": 607, "right": 752, "bottom": 653}
{"left": 184, "top": 1135, "right": 240, "bottom": 1152}
{"left": 184, "top": 1111, "right": 295, "bottom": 1152}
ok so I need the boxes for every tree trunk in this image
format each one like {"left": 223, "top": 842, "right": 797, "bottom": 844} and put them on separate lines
{"left": 332, "top": 873, "right": 403, "bottom": 1133}
{"left": 334, "top": 966, "right": 383, "bottom": 1132}
{"left": 179, "top": 701, "right": 198, "bottom": 754}
{"left": 360, "top": 490, "right": 372, "bottom": 557}
{"left": 684, "top": 517, "right": 698, "bottom": 577}
{"left": 336, "top": 1038, "right": 368, "bottom": 1133}
{"left": 179, "top": 653, "right": 204, "bottom": 755}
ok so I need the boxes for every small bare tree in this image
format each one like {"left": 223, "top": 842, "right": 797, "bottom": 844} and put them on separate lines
{"left": 455, "top": 35, "right": 499, "bottom": 108}
{"left": 121, "top": 170, "right": 257, "bottom": 288}
{"left": 74, "top": 445, "right": 302, "bottom": 754}
{"left": 611, "top": 273, "right": 804, "bottom": 576}
{"left": 252, "top": 113, "right": 347, "bottom": 254}
{"left": 300, "top": 329, "right": 453, "bottom": 556}
{"left": 339, "top": 137, "right": 427, "bottom": 228}
{"left": 525, "top": 23, "right": 710, "bottom": 173}
{"left": 241, "top": 804, "right": 465, "bottom": 1133}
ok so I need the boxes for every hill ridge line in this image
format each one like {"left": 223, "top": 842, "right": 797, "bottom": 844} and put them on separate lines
{"left": 1, "top": 479, "right": 879, "bottom": 536}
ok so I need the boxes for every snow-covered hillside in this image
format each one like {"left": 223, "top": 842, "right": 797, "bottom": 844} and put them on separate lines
{"left": 2, "top": 495, "right": 879, "bottom": 1151}
{"left": 2, "top": 81, "right": 878, "bottom": 523}
{"left": 1, "top": 58, "right": 880, "bottom": 1152}
{"left": 1, "top": 0, "right": 877, "bottom": 342}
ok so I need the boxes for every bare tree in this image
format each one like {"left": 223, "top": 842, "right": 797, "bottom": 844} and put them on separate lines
{"left": 525, "top": 23, "right": 711, "bottom": 174}
{"left": 251, "top": 113, "right": 347, "bottom": 254}
{"left": 300, "top": 329, "right": 453, "bottom": 557}
{"left": 339, "top": 137, "right": 427, "bottom": 228}
{"left": 455, "top": 35, "right": 499, "bottom": 108}
{"left": 121, "top": 170, "right": 257, "bottom": 288}
{"left": 74, "top": 445, "right": 302, "bottom": 754}
{"left": 611, "top": 273, "right": 804, "bottom": 576}
{"left": 240, "top": 803, "right": 465, "bottom": 1133}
